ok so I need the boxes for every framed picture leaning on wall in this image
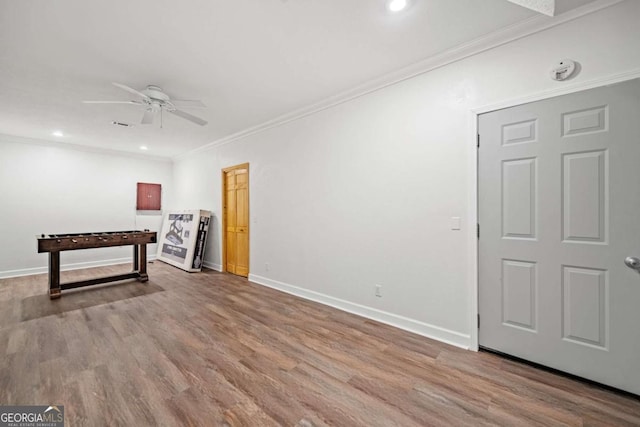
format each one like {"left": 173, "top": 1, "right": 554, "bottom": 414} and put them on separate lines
{"left": 157, "top": 209, "right": 211, "bottom": 272}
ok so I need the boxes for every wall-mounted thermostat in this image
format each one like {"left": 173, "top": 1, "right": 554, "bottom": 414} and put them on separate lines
{"left": 550, "top": 59, "right": 576, "bottom": 81}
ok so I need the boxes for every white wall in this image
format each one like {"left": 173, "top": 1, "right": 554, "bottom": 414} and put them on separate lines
{"left": 0, "top": 136, "right": 173, "bottom": 277}
{"left": 174, "top": 1, "right": 640, "bottom": 346}
{"left": 170, "top": 2, "right": 640, "bottom": 347}
{"left": 171, "top": 2, "right": 640, "bottom": 348}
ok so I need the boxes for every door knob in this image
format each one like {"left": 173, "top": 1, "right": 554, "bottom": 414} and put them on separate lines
{"left": 624, "top": 256, "right": 640, "bottom": 272}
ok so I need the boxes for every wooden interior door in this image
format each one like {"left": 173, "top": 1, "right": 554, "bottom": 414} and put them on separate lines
{"left": 223, "top": 163, "right": 249, "bottom": 277}
{"left": 479, "top": 78, "right": 640, "bottom": 394}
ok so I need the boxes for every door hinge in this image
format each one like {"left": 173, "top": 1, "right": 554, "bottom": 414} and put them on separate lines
{"left": 477, "top": 134, "right": 480, "bottom": 148}
{"left": 477, "top": 314, "right": 480, "bottom": 329}
{"left": 477, "top": 223, "right": 480, "bottom": 239}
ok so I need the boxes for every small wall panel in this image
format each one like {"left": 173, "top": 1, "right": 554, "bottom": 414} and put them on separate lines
{"left": 562, "top": 266, "right": 608, "bottom": 349}
{"left": 502, "top": 119, "right": 537, "bottom": 145}
{"left": 502, "top": 158, "right": 536, "bottom": 239}
{"left": 502, "top": 260, "right": 537, "bottom": 331}
{"left": 137, "top": 182, "right": 162, "bottom": 211}
{"left": 562, "top": 151, "right": 607, "bottom": 243}
{"left": 562, "top": 106, "right": 608, "bottom": 137}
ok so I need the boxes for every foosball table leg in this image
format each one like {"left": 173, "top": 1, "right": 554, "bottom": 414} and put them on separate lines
{"left": 138, "top": 244, "right": 149, "bottom": 282}
{"left": 49, "top": 252, "right": 61, "bottom": 299}
{"left": 133, "top": 244, "right": 139, "bottom": 272}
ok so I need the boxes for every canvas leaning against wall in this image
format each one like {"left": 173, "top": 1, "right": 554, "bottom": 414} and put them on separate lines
{"left": 157, "top": 209, "right": 211, "bottom": 272}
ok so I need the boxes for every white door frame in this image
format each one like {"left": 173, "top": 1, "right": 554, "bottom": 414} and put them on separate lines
{"left": 468, "top": 68, "right": 640, "bottom": 351}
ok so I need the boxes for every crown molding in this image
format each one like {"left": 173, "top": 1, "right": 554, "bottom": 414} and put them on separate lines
{"left": 174, "top": 0, "right": 625, "bottom": 161}
{"left": 0, "top": 133, "right": 172, "bottom": 163}
{"left": 472, "top": 67, "right": 640, "bottom": 114}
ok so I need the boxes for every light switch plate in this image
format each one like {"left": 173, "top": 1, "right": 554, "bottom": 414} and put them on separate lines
{"left": 451, "top": 217, "right": 461, "bottom": 230}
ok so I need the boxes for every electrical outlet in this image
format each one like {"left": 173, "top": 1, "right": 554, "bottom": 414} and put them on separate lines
{"left": 375, "top": 285, "right": 382, "bottom": 297}
{"left": 265, "top": 263, "right": 270, "bottom": 271}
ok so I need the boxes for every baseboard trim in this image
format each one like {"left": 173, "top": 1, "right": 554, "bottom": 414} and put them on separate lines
{"left": 0, "top": 255, "right": 158, "bottom": 279}
{"left": 203, "top": 261, "right": 222, "bottom": 272}
{"left": 248, "top": 274, "right": 471, "bottom": 349}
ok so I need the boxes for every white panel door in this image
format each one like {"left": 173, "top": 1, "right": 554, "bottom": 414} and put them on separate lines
{"left": 478, "top": 78, "right": 640, "bottom": 395}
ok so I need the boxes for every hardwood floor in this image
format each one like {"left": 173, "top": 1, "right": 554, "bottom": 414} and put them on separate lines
{"left": 1, "top": 262, "right": 638, "bottom": 426}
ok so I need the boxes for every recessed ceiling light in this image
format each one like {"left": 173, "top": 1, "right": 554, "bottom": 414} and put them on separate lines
{"left": 139, "top": 146, "right": 148, "bottom": 151}
{"left": 52, "top": 130, "right": 64, "bottom": 137}
{"left": 387, "top": 0, "right": 408, "bottom": 12}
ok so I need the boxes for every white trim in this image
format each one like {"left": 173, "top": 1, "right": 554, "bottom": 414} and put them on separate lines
{"left": 174, "top": 0, "right": 623, "bottom": 161}
{"left": 0, "top": 254, "right": 157, "bottom": 279}
{"left": 470, "top": 70, "right": 640, "bottom": 352}
{"left": 468, "top": 110, "right": 480, "bottom": 352}
{"left": 472, "top": 68, "right": 640, "bottom": 115}
{"left": 203, "top": 261, "right": 222, "bottom": 272}
{"left": 249, "top": 274, "right": 471, "bottom": 349}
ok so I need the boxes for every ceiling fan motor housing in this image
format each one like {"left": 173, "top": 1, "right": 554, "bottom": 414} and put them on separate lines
{"left": 143, "top": 85, "right": 171, "bottom": 102}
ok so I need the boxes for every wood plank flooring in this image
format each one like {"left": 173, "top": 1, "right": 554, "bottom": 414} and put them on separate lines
{"left": 1, "top": 262, "right": 638, "bottom": 426}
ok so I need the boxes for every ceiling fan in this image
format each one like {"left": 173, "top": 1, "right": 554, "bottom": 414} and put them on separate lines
{"left": 83, "top": 83, "right": 208, "bottom": 126}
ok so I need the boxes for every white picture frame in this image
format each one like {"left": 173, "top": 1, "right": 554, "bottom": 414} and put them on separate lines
{"left": 157, "top": 209, "right": 211, "bottom": 272}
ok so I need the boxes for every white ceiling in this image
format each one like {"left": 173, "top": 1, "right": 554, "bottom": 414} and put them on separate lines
{"left": 0, "top": 0, "right": 597, "bottom": 158}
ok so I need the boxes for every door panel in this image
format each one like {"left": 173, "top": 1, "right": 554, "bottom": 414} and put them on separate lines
{"left": 501, "top": 259, "right": 537, "bottom": 331}
{"left": 236, "top": 232, "right": 249, "bottom": 277}
{"left": 562, "top": 150, "right": 607, "bottom": 242}
{"left": 226, "top": 228, "right": 236, "bottom": 274}
{"left": 225, "top": 172, "right": 237, "bottom": 273}
{"left": 562, "top": 266, "right": 607, "bottom": 349}
{"left": 234, "top": 168, "right": 249, "bottom": 277}
{"left": 479, "top": 79, "right": 640, "bottom": 395}
{"left": 502, "top": 158, "right": 537, "bottom": 239}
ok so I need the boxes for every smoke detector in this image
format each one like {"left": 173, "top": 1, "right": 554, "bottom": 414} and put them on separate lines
{"left": 550, "top": 59, "right": 577, "bottom": 81}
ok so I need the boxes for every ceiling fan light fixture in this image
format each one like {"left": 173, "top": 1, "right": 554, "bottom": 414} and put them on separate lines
{"left": 52, "top": 130, "right": 64, "bottom": 137}
{"left": 387, "top": 0, "right": 409, "bottom": 12}
{"left": 139, "top": 146, "right": 148, "bottom": 151}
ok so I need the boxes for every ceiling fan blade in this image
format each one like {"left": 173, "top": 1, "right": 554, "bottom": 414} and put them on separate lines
{"left": 506, "top": 0, "right": 555, "bottom": 16}
{"left": 168, "top": 109, "right": 208, "bottom": 126}
{"left": 141, "top": 109, "right": 156, "bottom": 125}
{"left": 170, "top": 99, "right": 206, "bottom": 108}
{"left": 83, "top": 100, "right": 144, "bottom": 105}
{"left": 112, "top": 82, "right": 150, "bottom": 100}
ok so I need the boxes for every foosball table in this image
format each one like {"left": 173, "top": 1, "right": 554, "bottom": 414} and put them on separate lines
{"left": 37, "top": 230, "right": 157, "bottom": 299}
